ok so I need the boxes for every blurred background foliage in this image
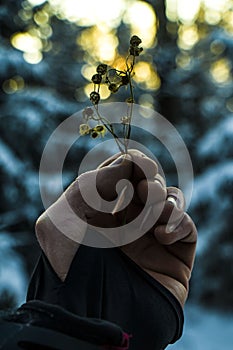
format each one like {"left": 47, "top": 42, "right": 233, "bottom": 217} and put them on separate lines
{"left": 0, "top": 0, "right": 233, "bottom": 314}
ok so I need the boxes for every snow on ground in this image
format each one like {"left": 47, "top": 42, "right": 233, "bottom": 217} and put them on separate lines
{"left": 168, "top": 303, "right": 233, "bottom": 350}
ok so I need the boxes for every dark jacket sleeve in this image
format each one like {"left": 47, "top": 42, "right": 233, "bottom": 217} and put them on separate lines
{"left": 27, "top": 245, "right": 184, "bottom": 350}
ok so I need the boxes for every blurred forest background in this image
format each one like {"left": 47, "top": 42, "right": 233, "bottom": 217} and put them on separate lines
{"left": 0, "top": 0, "right": 233, "bottom": 344}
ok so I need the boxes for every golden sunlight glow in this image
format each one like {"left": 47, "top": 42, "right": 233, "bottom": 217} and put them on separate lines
{"left": 166, "top": 0, "right": 178, "bottom": 22}
{"left": 134, "top": 62, "right": 161, "bottom": 90}
{"left": 166, "top": 0, "right": 201, "bottom": 23}
{"left": 178, "top": 25, "right": 199, "bottom": 50}
{"left": 84, "top": 83, "right": 111, "bottom": 100}
{"left": 210, "top": 58, "right": 232, "bottom": 83}
{"left": 49, "top": 0, "right": 126, "bottom": 26}
{"left": 112, "top": 56, "right": 128, "bottom": 72}
{"left": 18, "top": 8, "right": 33, "bottom": 21}
{"left": 176, "top": 53, "right": 191, "bottom": 69}
{"left": 27, "top": 0, "right": 46, "bottom": 6}
{"left": 203, "top": 0, "right": 230, "bottom": 12}
{"left": 177, "top": 0, "right": 201, "bottom": 23}
{"left": 204, "top": 9, "right": 221, "bottom": 24}
{"left": 77, "top": 27, "right": 118, "bottom": 63}
{"left": 81, "top": 65, "right": 97, "bottom": 82}
{"left": 223, "top": 11, "right": 233, "bottom": 33}
{"left": 138, "top": 93, "right": 154, "bottom": 110}
{"left": 124, "top": 1, "right": 156, "bottom": 47}
{"left": 3, "top": 79, "right": 18, "bottom": 94}
{"left": 2, "top": 76, "right": 25, "bottom": 94}
{"left": 34, "top": 10, "right": 49, "bottom": 25}
{"left": 38, "top": 24, "right": 53, "bottom": 39}
{"left": 84, "top": 83, "right": 94, "bottom": 99}
{"left": 11, "top": 32, "right": 42, "bottom": 52}
{"left": 166, "top": 0, "right": 231, "bottom": 24}
{"left": 210, "top": 40, "right": 226, "bottom": 55}
{"left": 11, "top": 32, "right": 43, "bottom": 64}
{"left": 134, "top": 62, "right": 151, "bottom": 82}
{"left": 204, "top": 0, "right": 232, "bottom": 26}
{"left": 99, "top": 84, "right": 111, "bottom": 100}
{"left": 24, "top": 51, "right": 43, "bottom": 64}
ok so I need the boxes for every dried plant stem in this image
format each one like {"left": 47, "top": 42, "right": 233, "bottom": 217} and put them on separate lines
{"left": 81, "top": 36, "right": 143, "bottom": 155}
{"left": 93, "top": 104, "right": 125, "bottom": 154}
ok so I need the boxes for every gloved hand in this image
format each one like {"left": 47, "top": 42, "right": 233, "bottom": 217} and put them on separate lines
{"left": 36, "top": 149, "right": 197, "bottom": 306}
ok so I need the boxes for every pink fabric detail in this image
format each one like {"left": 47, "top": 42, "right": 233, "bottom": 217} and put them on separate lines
{"left": 103, "top": 332, "right": 132, "bottom": 350}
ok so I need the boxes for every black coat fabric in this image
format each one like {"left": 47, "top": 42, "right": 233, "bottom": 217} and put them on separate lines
{"left": 27, "top": 245, "right": 184, "bottom": 350}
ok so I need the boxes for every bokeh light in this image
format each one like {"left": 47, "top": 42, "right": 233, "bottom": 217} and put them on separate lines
{"left": 2, "top": 0, "right": 233, "bottom": 345}
{"left": 11, "top": 0, "right": 157, "bottom": 77}
{"left": 134, "top": 62, "right": 161, "bottom": 90}
{"left": 222, "top": 11, "right": 233, "bottom": 33}
{"left": 204, "top": 0, "right": 230, "bottom": 12}
{"left": 27, "top": 0, "right": 46, "bottom": 5}
{"left": 49, "top": 0, "right": 126, "bottom": 26}
{"left": 166, "top": 0, "right": 232, "bottom": 24}
{"left": 84, "top": 83, "right": 111, "bottom": 100}
{"left": 11, "top": 32, "right": 43, "bottom": 64}
{"left": 210, "top": 40, "right": 226, "bottom": 56}
{"left": 176, "top": 52, "right": 191, "bottom": 69}
{"left": 178, "top": 25, "right": 199, "bottom": 50}
{"left": 138, "top": 93, "right": 154, "bottom": 110}
{"left": 166, "top": 0, "right": 201, "bottom": 23}
{"left": 33, "top": 10, "right": 49, "bottom": 25}
{"left": 10, "top": 0, "right": 233, "bottom": 93}
{"left": 77, "top": 26, "right": 118, "bottom": 63}
{"left": 177, "top": 0, "right": 201, "bottom": 24}
{"left": 210, "top": 58, "right": 232, "bottom": 84}
{"left": 123, "top": 1, "right": 156, "bottom": 47}
{"left": 11, "top": 32, "right": 42, "bottom": 52}
{"left": 2, "top": 76, "right": 25, "bottom": 94}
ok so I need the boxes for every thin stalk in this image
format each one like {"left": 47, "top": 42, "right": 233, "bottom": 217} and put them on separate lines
{"left": 124, "top": 57, "right": 135, "bottom": 153}
{"left": 93, "top": 104, "right": 125, "bottom": 154}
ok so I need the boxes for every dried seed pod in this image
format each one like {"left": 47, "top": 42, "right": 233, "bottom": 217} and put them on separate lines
{"left": 92, "top": 74, "right": 102, "bottom": 84}
{"left": 91, "top": 130, "right": 99, "bottom": 138}
{"left": 126, "top": 97, "right": 134, "bottom": 104}
{"left": 130, "top": 35, "right": 142, "bottom": 47}
{"left": 129, "top": 46, "right": 143, "bottom": 56}
{"left": 82, "top": 107, "right": 94, "bottom": 118}
{"left": 94, "top": 124, "right": 106, "bottom": 137}
{"left": 79, "top": 123, "right": 90, "bottom": 135}
{"left": 108, "top": 83, "right": 119, "bottom": 93}
{"left": 96, "top": 64, "right": 107, "bottom": 75}
{"left": 90, "top": 91, "right": 100, "bottom": 104}
{"left": 121, "top": 116, "right": 130, "bottom": 124}
{"left": 94, "top": 125, "right": 105, "bottom": 132}
{"left": 121, "top": 75, "right": 130, "bottom": 85}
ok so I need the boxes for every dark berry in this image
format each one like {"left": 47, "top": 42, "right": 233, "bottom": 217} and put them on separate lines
{"left": 90, "top": 91, "right": 100, "bottom": 104}
{"left": 91, "top": 130, "right": 98, "bottom": 138}
{"left": 129, "top": 46, "right": 143, "bottom": 56}
{"left": 96, "top": 64, "right": 107, "bottom": 75}
{"left": 92, "top": 74, "right": 102, "bottom": 84}
{"left": 108, "top": 83, "right": 119, "bottom": 93}
{"left": 130, "top": 35, "right": 142, "bottom": 47}
{"left": 95, "top": 125, "right": 104, "bottom": 132}
{"left": 121, "top": 75, "right": 129, "bottom": 85}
